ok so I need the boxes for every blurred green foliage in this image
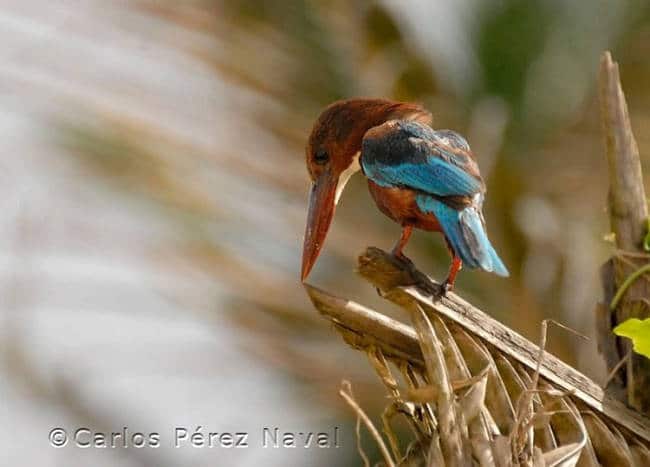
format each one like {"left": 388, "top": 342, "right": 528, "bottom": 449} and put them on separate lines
{"left": 476, "top": 1, "right": 549, "bottom": 120}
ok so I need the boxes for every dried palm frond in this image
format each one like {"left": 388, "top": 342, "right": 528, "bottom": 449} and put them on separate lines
{"left": 305, "top": 247, "right": 650, "bottom": 466}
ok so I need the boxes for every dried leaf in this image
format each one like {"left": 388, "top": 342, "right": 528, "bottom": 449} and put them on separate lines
{"left": 460, "top": 373, "right": 488, "bottom": 423}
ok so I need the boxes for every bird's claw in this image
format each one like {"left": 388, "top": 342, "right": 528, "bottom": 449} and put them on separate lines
{"left": 437, "top": 280, "right": 453, "bottom": 297}
{"left": 391, "top": 254, "right": 429, "bottom": 293}
{"left": 392, "top": 252, "right": 415, "bottom": 269}
{"left": 390, "top": 252, "right": 453, "bottom": 299}
{"left": 418, "top": 279, "right": 442, "bottom": 297}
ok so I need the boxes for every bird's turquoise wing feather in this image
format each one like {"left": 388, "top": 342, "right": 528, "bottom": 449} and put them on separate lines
{"left": 361, "top": 120, "right": 482, "bottom": 198}
{"left": 362, "top": 159, "right": 481, "bottom": 197}
{"left": 416, "top": 195, "right": 509, "bottom": 276}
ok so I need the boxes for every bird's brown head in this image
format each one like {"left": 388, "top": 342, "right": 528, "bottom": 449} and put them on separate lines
{"left": 301, "top": 98, "right": 432, "bottom": 281}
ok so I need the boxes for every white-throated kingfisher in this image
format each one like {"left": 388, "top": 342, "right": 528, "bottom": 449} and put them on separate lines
{"left": 301, "top": 98, "right": 508, "bottom": 292}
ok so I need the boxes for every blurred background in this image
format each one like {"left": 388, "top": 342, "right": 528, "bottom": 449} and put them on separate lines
{"left": 1, "top": 0, "right": 650, "bottom": 465}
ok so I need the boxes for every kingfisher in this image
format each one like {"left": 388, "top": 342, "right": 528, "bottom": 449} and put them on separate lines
{"left": 300, "top": 98, "right": 508, "bottom": 293}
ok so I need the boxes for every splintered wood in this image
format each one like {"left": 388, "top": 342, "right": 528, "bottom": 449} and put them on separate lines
{"left": 305, "top": 247, "right": 650, "bottom": 466}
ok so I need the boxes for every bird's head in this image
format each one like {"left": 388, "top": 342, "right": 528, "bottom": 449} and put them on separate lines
{"left": 301, "top": 98, "right": 431, "bottom": 281}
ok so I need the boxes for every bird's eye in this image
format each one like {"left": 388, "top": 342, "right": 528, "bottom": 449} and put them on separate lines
{"left": 314, "top": 150, "right": 329, "bottom": 165}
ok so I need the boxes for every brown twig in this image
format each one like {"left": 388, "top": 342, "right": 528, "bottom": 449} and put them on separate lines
{"left": 339, "top": 380, "right": 396, "bottom": 467}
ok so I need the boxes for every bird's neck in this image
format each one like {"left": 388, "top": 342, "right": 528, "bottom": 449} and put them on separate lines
{"left": 335, "top": 152, "right": 361, "bottom": 204}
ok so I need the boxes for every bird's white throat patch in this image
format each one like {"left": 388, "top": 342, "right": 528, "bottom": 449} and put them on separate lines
{"left": 335, "top": 152, "right": 361, "bottom": 205}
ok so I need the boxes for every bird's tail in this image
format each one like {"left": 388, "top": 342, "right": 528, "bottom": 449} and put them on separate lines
{"left": 426, "top": 198, "right": 509, "bottom": 277}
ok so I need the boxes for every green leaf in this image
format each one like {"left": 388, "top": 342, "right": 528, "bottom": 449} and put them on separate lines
{"left": 613, "top": 318, "right": 650, "bottom": 359}
{"left": 643, "top": 218, "right": 650, "bottom": 252}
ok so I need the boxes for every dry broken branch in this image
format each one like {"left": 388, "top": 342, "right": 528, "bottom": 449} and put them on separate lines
{"left": 597, "top": 50, "right": 650, "bottom": 413}
{"left": 305, "top": 247, "right": 650, "bottom": 466}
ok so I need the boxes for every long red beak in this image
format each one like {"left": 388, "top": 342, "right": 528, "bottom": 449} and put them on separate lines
{"left": 301, "top": 170, "right": 338, "bottom": 281}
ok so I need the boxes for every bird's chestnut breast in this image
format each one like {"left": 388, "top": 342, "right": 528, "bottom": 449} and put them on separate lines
{"left": 366, "top": 180, "right": 441, "bottom": 232}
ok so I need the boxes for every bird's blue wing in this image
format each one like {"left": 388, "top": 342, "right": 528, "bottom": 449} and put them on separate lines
{"left": 363, "top": 159, "right": 480, "bottom": 197}
{"left": 361, "top": 121, "right": 483, "bottom": 198}
{"left": 361, "top": 120, "right": 508, "bottom": 276}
